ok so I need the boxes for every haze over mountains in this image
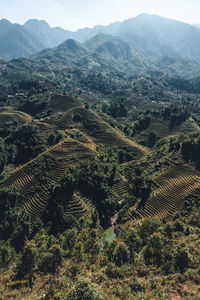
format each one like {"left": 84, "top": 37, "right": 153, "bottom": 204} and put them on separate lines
{"left": 1, "top": 13, "right": 200, "bottom": 63}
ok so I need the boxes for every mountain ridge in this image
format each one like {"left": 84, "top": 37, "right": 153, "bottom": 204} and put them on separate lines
{"left": 1, "top": 14, "right": 200, "bottom": 63}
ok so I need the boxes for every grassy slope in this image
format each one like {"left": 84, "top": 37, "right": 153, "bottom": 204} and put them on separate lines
{"left": 48, "top": 94, "right": 83, "bottom": 112}
{"left": 0, "top": 110, "right": 32, "bottom": 126}
{"left": 58, "top": 107, "right": 149, "bottom": 158}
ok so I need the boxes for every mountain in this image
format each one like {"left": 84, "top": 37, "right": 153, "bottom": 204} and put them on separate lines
{"left": 31, "top": 33, "right": 153, "bottom": 77}
{"left": 111, "top": 14, "right": 200, "bottom": 61}
{"left": 0, "top": 18, "right": 13, "bottom": 37}
{"left": 32, "top": 39, "right": 88, "bottom": 65}
{"left": 29, "top": 14, "right": 200, "bottom": 63}
{"left": 69, "top": 21, "right": 122, "bottom": 43}
{"left": 75, "top": 14, "right": 200, "bottom": 62}
{"left": 85, "top": 34, "right": 147, "bottom": 62}
{"left": 23, "top": 19, "right": 72, "bottom": 48}
{"left": 1, "top": 14, "right": 200, "bottom": 63}
{"left": 31, "top": 32, "right": 200, "bottom": 79}
{"left": 0, "top": 19, "right": 45, "bottom": 60}
{"left": 0, "top": 18, "right": 72, "bottom": 60}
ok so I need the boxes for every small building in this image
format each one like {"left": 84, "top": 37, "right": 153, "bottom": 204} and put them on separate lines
{"left": 57, "top": 112, "right": 64, "bottom": 116}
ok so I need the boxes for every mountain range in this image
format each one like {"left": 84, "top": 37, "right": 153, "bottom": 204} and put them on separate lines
{"left": 1, "top": 14, "right": 200, "bottom": 63}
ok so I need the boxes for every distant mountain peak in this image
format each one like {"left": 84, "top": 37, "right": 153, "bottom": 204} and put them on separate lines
{"left": 135, "top": 13, "right": 153, "bottom": 18}
{"left": 136, "top": 13, "right": 164, "bottom": 18}
{"left": 24, "top": 19, "right": 50, "bottom": 28}
{"left": 127, "top": 13, "right": 187, "bottom": 26}
{"left": 0, "top": 18, "right": 12, "bottom": 25}
{"left": 57, "top": 38, "right": 87, "bottom": 55}
{"left": 59, "top": 38, "right": 81, "bottom": 48}
{"left": 24, "top": 19, "right": 48, "bottom": 24}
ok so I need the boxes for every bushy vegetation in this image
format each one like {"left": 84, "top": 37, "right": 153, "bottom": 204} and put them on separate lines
{"left": 170, "top": 132, "right": 200, "bottom": 169}
{"left": 0, "top": 208, "right": 199, "bottom": 299}
{"left": 18, "top": 96, "right": 48, "bottom": 115}
{"left": 0, "top": 122, "right": 46, "bottom": 165}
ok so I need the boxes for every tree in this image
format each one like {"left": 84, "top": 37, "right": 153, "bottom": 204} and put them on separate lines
{"left": 38, "top": 244, "right": 63, "bottom": 274}
{"left": 137, "top": 218, "right": 160, "bottom": 242}
{"left": 90, "top": 242, "right": 101, "bottom": 264}
{"left": 73, "top": 113, "right": 82, "bottom": 122}
{"left": 147, "top": 131, "right": 157, "bottom": 148}
{"left": 15, "top": 241, "right": 35, "bottom": 287}
{"left": 62, "top": 228, "right": 78, "bottom": 252}
{"left": 175, "top": 246, "right": 189, "bottom": 273}
{"left": 118, "top": 103, "right": 128, "bottom": 117}
{"left": 112, "top": 242, "right": 130, "bottom": 266}
{"left": 124, "top": 229, "right": 142, "bottom": 261}
{"left": 0, "top": 189, "right": 19, "bottom": 240}
{"left": 48, "top": 130, "right": 64, "bottom": 146}
{"left": 109, "top": 240, "right": 130, "bottom": 266}
{"left": 143, "top": 233, "right": 163, "bottom": 266}
{"left": 0, "top": 139, "right": 7, "bottom": 173}
{"left": 18, "top": 96, "right": 48, "bottom": 115}
{"left": 72, "top": 242, "right": 85, "bottom": 262}
{"left": 0, "top": 242, "right": 15, "bottom": 268}
{"left": 66, "top": 278, "right": 103, "bottom": 300}
{"left": 6, "top": 123, "right": 44, "bottom": 164}
{"left": 163, "top": 107, "right": 171, "bottom": 120}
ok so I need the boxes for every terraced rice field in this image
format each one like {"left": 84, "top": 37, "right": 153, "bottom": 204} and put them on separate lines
{"left": 59, "top": 107, "right": 148, "bottom": 158}
{"left": 1, "top": 138, "right": 95, "bottom": 226}
{"left": 129, "top": 165, "right": 200, "bottom": 222}
{"left": 48, "top": 94, "right": 83, "bottom": 112}
{"left": 0, "top": 110, "right": 32, "bottom": 126}
{"left": 111, "top": 173, "right": 129, "bottom": 202}
{"left": 65, "top": 192, "right": 95, "bottom": 217}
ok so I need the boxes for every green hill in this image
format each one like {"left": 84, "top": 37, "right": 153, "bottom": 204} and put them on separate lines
{"left": 56, "top": 107, "right": 149, "bottom": 158}
{"left": 1, "top": 137, "right": 95, "bottom": 225}
{"left": 129, "top": 164, "right": 200, "bottom": 223}
{"left": 0, "top": 110, "right": 32, "bottom": 126}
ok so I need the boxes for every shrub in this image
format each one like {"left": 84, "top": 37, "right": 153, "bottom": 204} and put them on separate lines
{"left": 73, "top": 113, "right": 82, "bottom": 122}
{"left": 143, "top": 233, "right": 163, "bottom": 266}
{"left": 105, "top": 262, "right": 124, "bottom": 279}
{"left": 175, "top": 246, "right": 190, "bottom": 273}
{"left": 109, "top": 240, "right": 130, "bottom": 266}
{"left": 66, "top": 278, "right": 103, "bottom": 300}
{"left": 72, "top": 242, "right": 85, "bottom": 262}
{"left": 112, "top": 242, "right": 130, "bottom": 266}
{"left": 38, "top": 244, "right": 63, "bottom": 274}
{"left": 15, "top": 241, "right": 36, "bottom": 286}
{"left": 62, "top": 228, "right": 78, "bottom": 252}
{"left": 137, "top": 218, "right": 160, "bottom": 243}
{"left": 0, "top": 242, "right": 15, "bottom": 268}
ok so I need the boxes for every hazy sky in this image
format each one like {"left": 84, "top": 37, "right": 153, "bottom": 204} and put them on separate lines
{"left": 1, "top": 0, "right": 200, "bottom": 30}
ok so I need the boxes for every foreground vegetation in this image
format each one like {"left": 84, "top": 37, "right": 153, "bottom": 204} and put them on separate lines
{"left": 0, "top": 208, "right": 199, "bottom": 299}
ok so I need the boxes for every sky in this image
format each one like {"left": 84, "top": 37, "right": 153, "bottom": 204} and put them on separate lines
{"left": 1, "top": 0, "right": 200, "bottom": 31}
